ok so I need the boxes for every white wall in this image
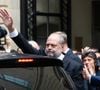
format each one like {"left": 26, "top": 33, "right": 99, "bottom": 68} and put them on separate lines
{"left": 0, "top": 0, "right": 20, "bottom": 31}
{"left": 72, "top": 0, "right": 92, "bottom": 49}
{"left": 0, "top": 0, "right": 20, "bottom": 50}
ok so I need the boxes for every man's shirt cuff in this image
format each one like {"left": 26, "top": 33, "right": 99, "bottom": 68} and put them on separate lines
{"left": 10, "top": 28, "right": 18, "bottom": 38}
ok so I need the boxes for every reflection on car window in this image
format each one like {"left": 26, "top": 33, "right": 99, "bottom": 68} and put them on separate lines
{"left": 0, "top": 74, "right": 30, "bottom": 89}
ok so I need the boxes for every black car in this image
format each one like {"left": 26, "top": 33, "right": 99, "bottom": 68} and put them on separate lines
{"left": 0, "top": 53, "right": 76, "bottom": 90}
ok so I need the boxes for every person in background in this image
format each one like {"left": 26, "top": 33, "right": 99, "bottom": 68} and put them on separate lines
{"left": 73, "top": 50, "right": 82, "bottom": 60}
{"left": 83, "top": 64, "right": 100, "bottom": 87}
{"left": 16, "top": 40, "right": 40, "bottom": 54}
{"left": 3, "top": 35, "right": 12, "bottom": 52}
{"left": 81, "top": 46, "right": 100, "bottom": 58}
{"left": 82, "top": 51, "right": 100, "bottom": 90}
{"left": 28, "top": 40, "right": 40, "bottom": 50}
{"left": 82, "top": 46, "right": 100, "bottom": 76}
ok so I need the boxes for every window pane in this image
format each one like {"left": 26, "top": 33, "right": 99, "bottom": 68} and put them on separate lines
{"left": 36, "top": 0, "right": 60, "bottom": 13}
{"left": 49, "top": 17, "right": 61, "bottom": 32}
{"left": 37, "top": 16, "right": 47, "bottom": 47}
{"left": 36, "top": 16, "right": 61, "bottom": 47}
{"left": 49, "top": 0, "right": 60, "bottom": 13}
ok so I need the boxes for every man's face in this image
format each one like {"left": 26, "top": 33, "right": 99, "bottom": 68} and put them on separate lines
{"left": 45, "top": 34, "right": 63, "bottom": 58}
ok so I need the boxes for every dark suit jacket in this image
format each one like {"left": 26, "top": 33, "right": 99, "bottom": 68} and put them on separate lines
{"left": 83, "top": 73, "right": 100, "bottom": 90}
{"left": 91, "top": 76, "right": 100, "bottom": 86}
{"left": 83, "top": 80, "right": 96, "bottom": 90}
{"left": 65, "top": 49, "right": 82, "bottom": 64}
{"left": 63, "top": 55, "right": 84, "bottom": 90}
{"left": 12, "top": 33, "right": 46, "bottom": 55}
{"left": 12, "top": 33, "right": 84, "bottom": 90}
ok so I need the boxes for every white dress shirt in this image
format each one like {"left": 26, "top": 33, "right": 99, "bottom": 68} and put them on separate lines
{"left": 10, "top": 28, "right": 18, "bottom": 38}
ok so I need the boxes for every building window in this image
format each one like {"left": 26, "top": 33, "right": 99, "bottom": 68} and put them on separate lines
{"left": 20, "top": 0, "right": 71, "bottom": 47}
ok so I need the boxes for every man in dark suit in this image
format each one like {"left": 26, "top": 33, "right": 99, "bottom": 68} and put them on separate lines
{"left": 56, "top": 32, "right": 82, "bottom": 63}
{"left": 55, "top": 32, "right": 84, "bottom": 89}
{"left": 0, "top": 9, "right": 84, "bottom": 90}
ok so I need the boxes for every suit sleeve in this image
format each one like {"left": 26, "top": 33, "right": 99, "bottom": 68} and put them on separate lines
{"left": 63, "top": 58, "right": 84, "bottom": 90}
{"left": 12, "top": 33, "right": 46, "bottom": 55}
